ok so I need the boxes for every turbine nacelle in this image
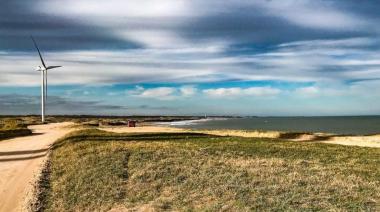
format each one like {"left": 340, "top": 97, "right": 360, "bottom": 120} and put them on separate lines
{"left": 35, "top": 66, "right": 45, "bottom": 72}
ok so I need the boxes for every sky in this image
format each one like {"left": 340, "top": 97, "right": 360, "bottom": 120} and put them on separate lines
{"left": 1, "top": 0, "right": 380, "bottom": 116}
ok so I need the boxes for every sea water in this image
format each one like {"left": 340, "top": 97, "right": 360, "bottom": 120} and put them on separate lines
{"left": 161, "top": 116, "right": 380, "bottom": 135}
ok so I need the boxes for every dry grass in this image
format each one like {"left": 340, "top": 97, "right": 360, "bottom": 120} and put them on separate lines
{"left": 38, "top": 129, "right": 380, "bottom": 211}
{"left": 0, "top": 118, "right": 32, "bottom": 140}
{"left": 193, "top": 129, "right": 281, "bottom": 139}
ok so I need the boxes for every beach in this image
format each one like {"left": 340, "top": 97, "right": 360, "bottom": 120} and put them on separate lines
{"left": 103, "top": 124, "right": 380, "bottom": 148}
{"left": 164, "top": 117, "right": 380, "bottom": 135}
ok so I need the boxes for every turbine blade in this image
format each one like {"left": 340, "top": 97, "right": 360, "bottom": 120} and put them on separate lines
{"left": 46, "top": 66, "right": 62, "bottom": 70}
{"left": 31, "top": 36, "right": 47, "bottom": 69}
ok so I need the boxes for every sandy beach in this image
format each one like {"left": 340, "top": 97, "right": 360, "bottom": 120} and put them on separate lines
{"left": 103, "top": 126, "right": 380, "bottom": 148}
{"left": 321, "top": 135, "right": 380, "bottom": 148}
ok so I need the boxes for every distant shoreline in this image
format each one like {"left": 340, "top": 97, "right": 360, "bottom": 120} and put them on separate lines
{"left": 153, "top": 116, "right": 380, "bottom": 136}
{"left": 2, "top": 115, "right": 380, "bottom": 136}
{"left": 3, "top": 114, "right": 380, "bottom": 118}
{"left": 100, "top": 124, "right": 380, "bottom": 148}
{"left": 153, "top": 117, "right": 226, "bottom": 126}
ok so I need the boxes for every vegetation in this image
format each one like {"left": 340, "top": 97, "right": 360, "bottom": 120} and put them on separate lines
{"left": 0, "top": 118, "right": 32, "bottom": 140}
{"left": 0, "top": 115, "right": 211, "bottom": 125}
{"left": 37, "top": 129, "right": 380, "bottom": 211}
{"left": 0, "top": 115, "right": 208, "bottom": 140}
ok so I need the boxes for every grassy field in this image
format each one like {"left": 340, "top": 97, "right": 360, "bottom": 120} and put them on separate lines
{"left": 0, "top": 118, "right": 32, "bottom": 140}
{"left": 35, "top": 129, "right": 380, "bottom": 211}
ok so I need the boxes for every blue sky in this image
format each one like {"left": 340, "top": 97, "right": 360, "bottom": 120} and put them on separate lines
{"left": 1, "top": 0, "right": 380, "bottom": 116}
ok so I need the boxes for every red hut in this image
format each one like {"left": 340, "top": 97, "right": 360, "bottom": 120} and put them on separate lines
{"left": 128, "top": 120, "right": 136, "bottom": 127}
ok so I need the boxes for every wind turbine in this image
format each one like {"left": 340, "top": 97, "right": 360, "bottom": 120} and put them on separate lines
{"left": 31, "top": 36, "right": 62, "bottom": 123}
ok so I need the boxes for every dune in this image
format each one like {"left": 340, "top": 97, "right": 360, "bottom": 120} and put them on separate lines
{"left": 102, "top": 125, "right": 380, "bottom": 148}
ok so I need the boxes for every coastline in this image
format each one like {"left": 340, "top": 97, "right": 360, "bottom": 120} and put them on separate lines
{"left": 157, "top": 116, "right": 380, "bottom": 136}
{"left": 153, "top": 117, "right": 226, "bottom": 126}
{"left": 101, "top": 123, "right": 380, "bottom": 148}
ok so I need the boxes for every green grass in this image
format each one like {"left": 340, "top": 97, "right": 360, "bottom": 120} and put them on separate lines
{"left": 37, "top": 129, "right": 380, "bottom": 211}
{"left": 0, "top": 118, "right": 32, "bottom": 140}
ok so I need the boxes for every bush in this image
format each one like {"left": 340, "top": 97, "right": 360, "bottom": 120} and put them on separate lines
{"left": 0, "top": 118, "right": 32, "bottom": 140}
{"left": 0, "top": 129, "right": 33, "bottom": 140}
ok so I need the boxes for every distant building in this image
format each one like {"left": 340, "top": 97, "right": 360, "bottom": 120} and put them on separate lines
{"left": 128, "top": 120, "right": 136, "bottom": 127}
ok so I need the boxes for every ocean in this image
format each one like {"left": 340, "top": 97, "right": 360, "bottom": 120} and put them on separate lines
{"left": 158, "top": 116, "right": 380, "bottom": 135}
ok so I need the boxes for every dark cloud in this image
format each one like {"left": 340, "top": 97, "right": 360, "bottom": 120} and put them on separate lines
{"left": 0, "top": 94, "right": 127, "bottom": 115}
{"left": 1, "top": 0, "right": 380, "bottom": 52}
{"left": 335, "top": 0, "right": 380, "bottom": 19}
{"left": 0, "top": 94, "right": 178, "bottom": 115}
{"left": 179, "top": 12, "right": 365, "bottom": 47}
{"left": 135, "top": 105, "right": 173, "bottom": 110}
{"left": 0, "top": 0, "right": 141, "bottom": 51}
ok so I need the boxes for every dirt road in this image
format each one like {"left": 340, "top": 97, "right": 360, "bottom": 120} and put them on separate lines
{"left": 0, "top": 122, "right": 75, "bottom": 212}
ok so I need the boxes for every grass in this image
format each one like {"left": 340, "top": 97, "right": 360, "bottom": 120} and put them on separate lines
{"left": 0, "top": 118, "right": 32, "bottom": 140}
{"left": 37, "top": 129, "right": 380, "bottom": 211}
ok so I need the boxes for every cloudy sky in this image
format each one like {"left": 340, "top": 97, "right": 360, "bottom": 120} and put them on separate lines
{"left": 1, "top": 0, "right": 380, "bottom": 116}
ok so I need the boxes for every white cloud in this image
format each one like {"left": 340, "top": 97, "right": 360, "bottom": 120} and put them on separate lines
{"left": 37, "top": 0, "right": 196, "bottom": 48}
{"left": 279, "top": 37, "right": 376, "bottom": 49}
{"left": 0, "top": 50, "right": 223, "bottom": 86}
{"left": 203, "top": 87, "right": 281, "bottom": 98}
{"left": 119, "top": 30, "right": 189, "bottom": 48}
{"left": 129, "top": 85, "right": 198, "bottom": 100}
{"left": 2, "top": 36, "right": 380, "bottom": 87}
{"left": 43, "top": 0, "right": 191, "bottom": 18}
{"left": 128, "top": 85, "right": 145, "bottom": 95}
{"left": 130, "top": 86, "right": 177, "bottom": 100}
{"left": 107, "top": 92, "right": 119, "bottom": 96}
{"left": 294, "top": 86, "right": 319, "bottom": 97}
{"left": 180, "top": 85, "right": 197, "bottom": 96}
{"left": 203, "top": 87, "right": 241, "bottom": 97}
{"left": 290, "top": 82, "right": 380, "bottom": 99}
{"left": 244, "top": 87, "right": 281, "bottom": 96}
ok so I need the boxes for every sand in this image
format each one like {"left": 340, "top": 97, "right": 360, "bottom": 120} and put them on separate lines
{"left": 0, "top": 122, "right": 76, "bottom": 212}
{"left": 103, "top": 126, "right": 380, "bottom": 148}
{"left": 321, "top": 135, "right": 380, "bottom": 148}
{"left": 102, "top": 126, "right": 187, "bottom": 134}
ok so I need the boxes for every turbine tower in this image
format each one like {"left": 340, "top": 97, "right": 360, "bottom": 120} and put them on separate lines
{"left": 31, "top": 36, "right": 62, "bottom": 123}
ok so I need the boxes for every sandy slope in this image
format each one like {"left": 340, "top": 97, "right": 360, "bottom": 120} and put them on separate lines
{"left": 103, "top": 126, "right": 380, "bottom": 148}
{"left": 321, "top": 135, "right": 380, "bottom": 148}
{"left": 0, "top": 122, "right": 75, "bottom": 212}
{"left": 102, "top": 126, "right": 186, "bottom": 134}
